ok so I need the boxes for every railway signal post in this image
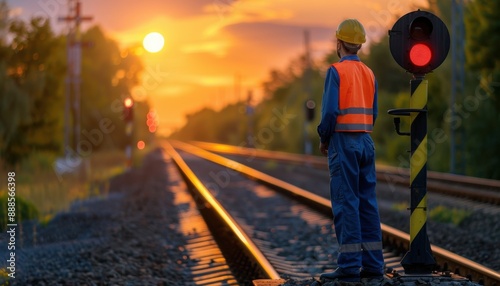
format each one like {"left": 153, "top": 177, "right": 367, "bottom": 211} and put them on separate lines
{"left": 304, "top": 99, "right": 315, "bottom": 155}
{"left": 388, "top": 10, "right": 450, "bottom": 274}
{"left": 124, "top": 97, "right": 134, "bottom": 169}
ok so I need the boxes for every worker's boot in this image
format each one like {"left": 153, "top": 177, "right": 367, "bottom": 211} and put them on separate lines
{"left": 320, "top": 268, "right": 360, "bottom": 282}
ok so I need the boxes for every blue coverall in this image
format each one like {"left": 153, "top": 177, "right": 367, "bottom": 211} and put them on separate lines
{"left": 317, "top": 55, "right": 384, "bottom": 275}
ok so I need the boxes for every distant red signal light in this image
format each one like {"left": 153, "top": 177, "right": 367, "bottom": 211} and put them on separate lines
{"left": 137, "top": 140, "right": 145, "bottom": 150}
{"left": 409, "top": 43, "right": 432, "bottom": 67}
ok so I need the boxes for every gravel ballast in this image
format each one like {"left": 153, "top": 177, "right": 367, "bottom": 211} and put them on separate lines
{"left": 0, "top": 149, "right": 195, "bottom": 285}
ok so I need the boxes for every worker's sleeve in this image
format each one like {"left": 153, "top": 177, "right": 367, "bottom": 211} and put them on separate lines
{"left": 373, "top": 79, "right": 378, "bottom": 125}
{"left": 317, "top": 66, "right": 340, "bottom": 144}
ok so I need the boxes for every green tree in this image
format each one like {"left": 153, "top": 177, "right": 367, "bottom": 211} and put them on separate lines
{"left": 172, "top": 102, "right": 253, "bottom": 145}
{"left": 0, "top": 0, "right": 147, "bottom": 168}
{"left": 465, "top": 0, "right": 500, "bottom": 76}
{"left": 463, "top": 0, "right": 500, "bottom": 179}
{"left": 0, "top": 13, "right": 65, "bottom": 167}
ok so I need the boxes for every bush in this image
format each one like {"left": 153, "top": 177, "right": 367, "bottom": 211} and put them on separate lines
{"left": 0, "top": 193, "right": 39, "bottom": 231}
{"left": 429, "top": 205, "right": 471, "bottom": 226}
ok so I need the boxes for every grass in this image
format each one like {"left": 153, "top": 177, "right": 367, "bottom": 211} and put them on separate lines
{"left": 0, "top": 194, "right": 39, "bottom": 231}
{"left": 391, "top": 202, "right": 471, "bottom": 226}
{"left": 429, "top": 205, "right": 471, "bottom": 226}
{"left": 264, "top": 160, "right": 278, "bottom": 170}
{"left": 0, "top": 144, "right": 153, "bottom": 226}
{"left": 0, "top": 268, "right": 10, "bottom": 284}
{"left": 391, "top": 202, "right": 409, "bottom": 211}
{"left": 14, "top": 150, "right": 125, "bottom": 216}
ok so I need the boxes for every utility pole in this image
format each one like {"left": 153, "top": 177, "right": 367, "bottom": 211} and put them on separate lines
{"left": 246, "top": 90, "right": 254, "bottom": 148}
{"left": 59, "top": 0, "right": 93, "bottom": 155}
{"left": 123, "top": 97, "right": 134, "bottom": 169}
{"left": 450, "top": 0, "right": 466, "bottom": 174}
{"left": 303, "top": 30, "right": 314, "bottom": 155}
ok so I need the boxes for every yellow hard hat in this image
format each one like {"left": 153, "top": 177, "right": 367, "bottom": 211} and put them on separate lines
{"left": 336, "top": 19, "right": 366, "bottom": 45}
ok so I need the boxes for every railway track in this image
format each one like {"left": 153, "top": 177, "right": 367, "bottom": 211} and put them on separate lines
{"left": 190, "top": 141, "right": 500, "bottom": 206}
{"left": 167, "top": 158, "right": 240, "bottom": 285}
{"left": 164, "top": 140, "right": 500, "bottom": 285}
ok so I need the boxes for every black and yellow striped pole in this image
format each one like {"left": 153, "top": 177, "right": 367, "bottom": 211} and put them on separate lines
{"left": 400, "top": 77, "right": 436, "bottom": 274}
{"left": 389, "top": 10, "right": 450, "bottom": 274}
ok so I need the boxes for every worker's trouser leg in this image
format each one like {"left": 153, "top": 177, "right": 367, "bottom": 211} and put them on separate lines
{"left": 358, "top": 135, "right": 384, "bottom": 274}
{"left": 328, "top": 133, "right": 384, "bottom": 274}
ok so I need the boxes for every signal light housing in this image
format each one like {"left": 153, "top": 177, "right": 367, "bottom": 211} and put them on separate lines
{"left": 389, "top": 10, "right": 450, "bottom": 75}
{"left": 305, "top": 100, "right": 316, "bottom": 122}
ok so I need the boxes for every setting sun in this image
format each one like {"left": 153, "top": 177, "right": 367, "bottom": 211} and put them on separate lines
{"left": 143, "top": 32, "right": 164, "bottom": 53}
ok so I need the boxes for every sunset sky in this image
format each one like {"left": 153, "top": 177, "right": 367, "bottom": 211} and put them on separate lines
{"left": 8, "top": 0, "right": 427, "bottom": 135}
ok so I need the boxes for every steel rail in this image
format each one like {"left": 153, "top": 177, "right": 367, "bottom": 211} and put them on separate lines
{"left": 177, "top": 140, "right": 500, "bottom": 285}
{"left": 191, "top": 141, "right": 500, "bottom": 205}
{"left": 163, "top": 141, "right": 281, "bottom": 280}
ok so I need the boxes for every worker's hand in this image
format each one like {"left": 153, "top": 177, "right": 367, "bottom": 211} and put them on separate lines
{"left": 319, "top": 142, "right": 328, "bottom": 157}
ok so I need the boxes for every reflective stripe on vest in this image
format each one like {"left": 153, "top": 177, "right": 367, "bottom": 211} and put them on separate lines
{"left": 332, "top": 60, "right": 375, "bottom": 132}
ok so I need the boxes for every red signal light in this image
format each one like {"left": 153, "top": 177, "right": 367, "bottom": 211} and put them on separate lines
{"left": 409, "top": 43, "right": 432, "bottom": 67}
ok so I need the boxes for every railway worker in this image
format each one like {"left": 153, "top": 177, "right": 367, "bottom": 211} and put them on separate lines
{"left": 317, "top": 18, "right": 384, "bottom": 282}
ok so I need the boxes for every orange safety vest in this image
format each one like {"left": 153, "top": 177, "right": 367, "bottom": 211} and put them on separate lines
{"left": 332, "top": 60, "right": 375, "bottom": 132}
